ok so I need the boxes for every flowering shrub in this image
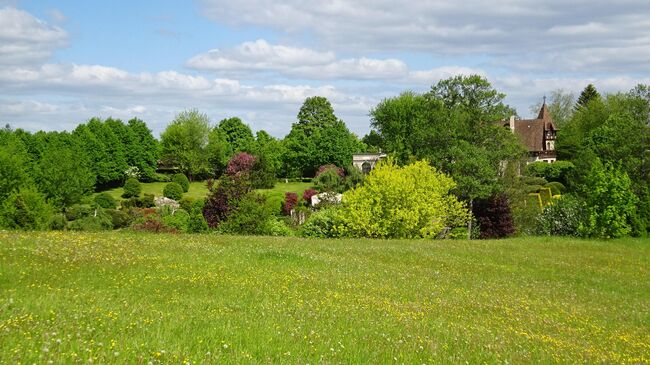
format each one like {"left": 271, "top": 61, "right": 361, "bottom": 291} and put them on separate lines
{"left": 225, "top": 152, "right": 257, "bottom": 177}
{"left": 282, "top": 192, "right": 298, "bottom": 215}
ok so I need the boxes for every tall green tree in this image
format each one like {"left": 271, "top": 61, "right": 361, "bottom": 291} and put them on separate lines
{"left": 284, "top": 96, "right": 361, "bottom": 177}
{"left": 34, "top": 134, "right": 95, "bottom": 208}
{"left": 218, "top": 117, "right": 254, "bottom": 154}
{"left": 206, "top": 127, "right": 232, "bottom": 176}
{"left": 0, "top": 131, "right": 32, "bottom": 201}
{"left": 127, "top": 118, "right": 159, "bottom": 181}
{"left": 581, "top": 160, "right": 637, "bottom": 238}
{"left": 160, "top": 109, "right": 211, "bottom": 180}
{"left": 371, "top": 76, "right": 524, "bottom": 201}
{"left": 557, "top": 89, "right": 650, "bottom": 233}
{"left": 297, "top": 96, "right": 338, "bottom": 129}
{"left": 86, "top": 118, "right": 129, "bottom": 186}
{"left": 252, "top": 130, "right": 283, "bottom": 176}
{"left": 575, "top": 84, "right": 600, "bottom": 111}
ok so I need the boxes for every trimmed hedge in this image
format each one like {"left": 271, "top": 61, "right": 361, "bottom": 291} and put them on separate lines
{"left": 163, "top": 182, "right": 183, "bottom": 201}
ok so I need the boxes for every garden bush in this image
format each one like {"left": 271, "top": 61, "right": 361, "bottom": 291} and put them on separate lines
{"left": 132, "top": 214, "right": 177, "bottom": 233}
{"left": 219, "top": 192, "right": 276, "bottom": 235}
{"left": 544, "top": 182, "right": 566, "bottom": 196}
{"left": 68, "top": 209, "right": 113, "bottom": 231}
{"left": 266, "top": 217, "right": 293, "bottom": 236}
{"left": 282, "top": 192, "right": 298, "bottom": 215}
{"left": 121, "top": 193, "right": 155, "bottom": 209}
{"left": 344, "top": 165, "right": 365, "bottom": 190}
{"left": 337, "top": 159, "right": 470, "bottom": 239}
{"left": 251, "top": 154, "right": 276, "bottom": 189}
{"left": 65, "top": 204, "right": 93, "bottom": 221}
{"left": 105, "top": 209, "right": 131, "bottom": 229}
{"left": 524, "top": 185, "right": 543, "bottom": 194}
{"left": 520, "top": 176, "right": 548, "bottom": 187}
{"left": 94, "top": 192, "right": 117, "bottom": 209}
{"left": 0, "top": 187, "right": 52, "bottom": 231}
{"left": 179, "top": 197, "right": 194, "bottom": 213}
{"left": 203, "top": 175, "right": 251, "bottom": 228}
{"left": 314, "top": 166, "right": 345, "bottom": 193}
{"left": 264, "top": 192, "right": 284, "bottom": 216}
{"left": 300, "top": 207, "right": 342, "bottom": 238}
{"left": 172, "top": 173, "right": 190, "bottom": 192}
{"left": 162, "top": 209, "right": 190, "bottom": 232}
{"left": 49, "top": 213, "right": 67, "bottom": 230}
{"left": 122, "top": 178, "right": 141, "bottom": 198}
{"left": 187, "top": 206, "right": 209, "bottom": 233}
{"left": 225, "top": 152, "right": 256, "bottom": 177}
{"left": 536, "top": 195, "right": 588, "bottom": 237}
{"left": 302, "top": 189, "right": 318, "bottom": 206}
{"left": 525, "top": 160, "right": 575, "bottom": 186}
{"left": 163, "top": 182, "right": 184, "bottom": 200}
{"left": 472, "top": 195, "right": 515, "bottom": 239}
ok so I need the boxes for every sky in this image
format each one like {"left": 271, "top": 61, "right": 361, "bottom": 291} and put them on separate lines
{"left": 1, "top": 0, "right": 649, "bottom": 138}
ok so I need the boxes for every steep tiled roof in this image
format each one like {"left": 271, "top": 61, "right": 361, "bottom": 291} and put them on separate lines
{"left": 510, "top": 102, "right": 557, "bottom": 152}
{"left": 514, "top": 119, "right": 545, "bottom": 152}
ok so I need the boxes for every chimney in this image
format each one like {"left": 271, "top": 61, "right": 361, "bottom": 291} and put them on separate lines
{"left": 509, "top": 116, "right": 515, "bottom": 132}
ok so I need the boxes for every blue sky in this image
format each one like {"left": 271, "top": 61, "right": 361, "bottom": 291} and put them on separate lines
{"left": 2, "top": 0, "right": 649, "bottom": 138}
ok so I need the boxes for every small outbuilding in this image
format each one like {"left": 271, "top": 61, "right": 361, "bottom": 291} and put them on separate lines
{"left": 352, "top": 153, "right": 387, "bottom": 174}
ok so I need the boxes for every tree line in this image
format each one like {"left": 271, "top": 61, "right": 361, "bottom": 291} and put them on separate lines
{"left": 1, "top": 75, "right": 648, "bottom": 238}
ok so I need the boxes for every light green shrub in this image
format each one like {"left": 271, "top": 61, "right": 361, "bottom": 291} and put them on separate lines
{"left": 336, "top": 159, "right": 470, "bottom": 239}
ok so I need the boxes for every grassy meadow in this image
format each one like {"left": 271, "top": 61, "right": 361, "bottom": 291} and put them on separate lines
{"left": 0, "top": 232, "right": 648, "bottom": 364}
{"left": 99, "top": 181, "right": 314, "bottom": 201}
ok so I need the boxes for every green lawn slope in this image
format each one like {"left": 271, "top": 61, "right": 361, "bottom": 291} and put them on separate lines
{"left": 0, "top": 232, "right": 648, "bottom": 363}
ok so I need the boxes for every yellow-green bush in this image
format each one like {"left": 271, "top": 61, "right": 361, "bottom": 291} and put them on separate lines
{"left": 336, "top": 159, "right": 470, "bottom": 238}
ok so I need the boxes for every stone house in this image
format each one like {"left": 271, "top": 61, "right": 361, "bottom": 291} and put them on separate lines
{"left": 352, "top": 153, "right": 387, "bottom": 173}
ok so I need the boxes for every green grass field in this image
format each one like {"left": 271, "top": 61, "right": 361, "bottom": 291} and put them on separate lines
{"left": 1, "top": 232, "right": 648, "bottom": 364}
{"left": 99, "top": 181, "right": 313, "bottom": 201}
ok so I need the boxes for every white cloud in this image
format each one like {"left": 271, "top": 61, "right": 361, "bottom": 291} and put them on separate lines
{"left": 198, "top": 1, "right": 650, "bottom": 72}
{"left": 187, "top": 39, "right": 335, "bottom": 71}
{"left": 0, "top": 7, "right": 67, "bottom": 65}
{"left": 406, "top": 66, "right": 487, "bottom": 84}
{"left": 187, "top": 39, "right": 409, "bottom": 80}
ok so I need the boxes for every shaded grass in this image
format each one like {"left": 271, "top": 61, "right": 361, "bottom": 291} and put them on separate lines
{"left": 0, "top": 232, "right": 648, "bottom": 364}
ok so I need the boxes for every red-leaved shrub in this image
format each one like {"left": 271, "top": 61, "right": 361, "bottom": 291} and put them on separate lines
{"left": 202, "top": 175, "right": 252, "bottom": 228}
{"left": 472, "top": 195, "right": 515, "bottom": 239}
{"left": 282, "top": 192, "right": 298, "bottom": 215}
{"left": 302, "top": 189, "right": 318, "bottom": 205}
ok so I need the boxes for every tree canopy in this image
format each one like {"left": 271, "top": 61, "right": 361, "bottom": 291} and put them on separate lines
{"left": 160, "top": 109, "right": 212, "bottom": 180}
